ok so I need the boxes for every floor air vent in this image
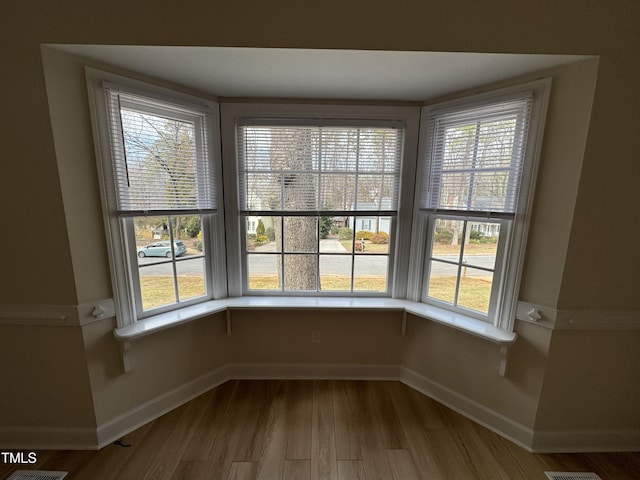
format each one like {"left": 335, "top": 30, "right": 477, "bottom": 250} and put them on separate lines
{"left": 545, "top": 473, "right": 602, "bottom": 480}
{"left": 5, "top": 472, "right": 68, "bottom": 480}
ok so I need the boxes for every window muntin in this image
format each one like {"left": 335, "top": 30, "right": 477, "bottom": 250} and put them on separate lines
{"left": 131, "top": 215, "right": 207, "bottom": 312}
{"left": 245, "top": 215, "right": 391, "bottom": 293}
{"left": 426, "top": 216, "right": 504, "bottom": 315}
{"left": 238, "top": 122, "right": 403, "bottom": 295}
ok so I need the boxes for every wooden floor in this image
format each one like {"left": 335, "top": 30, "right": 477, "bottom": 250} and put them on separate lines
{"left": 2, "top": 380, "right": 639, "bottom": 480}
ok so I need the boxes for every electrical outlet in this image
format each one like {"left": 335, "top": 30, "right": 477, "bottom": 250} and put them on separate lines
{"left": 311, "top": 330, "right": 322, "bottom": 343}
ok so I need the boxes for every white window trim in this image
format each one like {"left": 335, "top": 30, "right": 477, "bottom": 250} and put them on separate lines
{"left": 85, "top": 68, "right": 228, "bottom": 328}
{"left": 220, "top": 102, "right": 420, "bottom": 299}
{"left": 408, "top": 79, "right": 552, "bottom": 331}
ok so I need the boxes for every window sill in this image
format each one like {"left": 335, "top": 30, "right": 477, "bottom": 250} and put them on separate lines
{"left": 114, "top": 296, "right": 516, "bottom": 344}
{"left": 113, "top": 297, "right": 516, "bottom": 374}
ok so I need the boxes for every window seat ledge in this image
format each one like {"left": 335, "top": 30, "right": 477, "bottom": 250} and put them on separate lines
{"left": 113, "top": 297, "right": 516, "bottom": 346}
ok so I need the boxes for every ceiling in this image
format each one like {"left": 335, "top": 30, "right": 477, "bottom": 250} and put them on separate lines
{"left": 49, "top": 45, "right": 590, "bottom": 101}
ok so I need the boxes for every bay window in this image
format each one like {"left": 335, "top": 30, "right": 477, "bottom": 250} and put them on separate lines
{"left": 88, "top": 68, "right": 547, "bottom": 335}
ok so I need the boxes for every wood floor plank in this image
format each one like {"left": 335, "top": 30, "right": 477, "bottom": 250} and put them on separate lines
{"left": 285, "top": 380, "right": 313, "bottom": 460}
{"left": 233, "top": 380, "right": 271, "bottom": 462}
{"left": 405, "top": 383, "right": 449, "bottom": 430}
{"left": 331, "top": 380, "right": 363, "bottom": 460}
{"left": 437, "top": 405, "right": 512, "bottom": 480}
{"left": 140, "top": 390, "right": 213, "bottom": 480}
{"left": 283, "top": 459, "right": 311, "bottom": 480}
{"left": 388, "top": 380, "right": 461, "bottom": 479}
{"left": 201, "top": 381, "right": 265, "bottom": 480}
{"left": 365, "top": 381, "right": 407, "bottom": 449}
{"left": 311, "top": 380, "right": 338, "bottom": 480}
{"left": 588, "top": 452, "right": 640, "bottom": 480}
{"left": 336, "top": 460, "right": 366, "bottom": 480}
{"left": 227, "top": 461, "right": 258, "bottom": 480}
{"left": 9, "top": 381, "right": 640, "bottom": 480}
{"left": 110, "top": 401, "right": 192, "bottom": 479}
{"left": 182, "top": 380, "right": 238, "bottom": 461}
{"left": 170, "top": 461, "right": 208, "bottom": 480}
{"left": 36, "top": 449, "right": 99, "bottom": 478}
{"left": 357, "top": 381, "right": 394, "bottom": 480}
{"left": 386, "top": 449, "right": 421, "bottom": 480}
{"left": 36, "top": 421, "right": 153, "bottom": 480}
{"left": 255, "top": 381, "right": 287, "bottom": 480}
{"left": 463, "top": 419, "right": 541, "bottom": 480}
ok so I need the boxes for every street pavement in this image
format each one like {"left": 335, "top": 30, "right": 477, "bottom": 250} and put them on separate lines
{"left": 137, "top": 239, "right": 495, "bottom": 278}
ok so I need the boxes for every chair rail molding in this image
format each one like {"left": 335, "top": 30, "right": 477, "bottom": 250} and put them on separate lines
{"left": 516, "top": 301, "right": 640, "bottom": 331}
{"left": 0, "top": 299, "right": 115, "bottom": 327}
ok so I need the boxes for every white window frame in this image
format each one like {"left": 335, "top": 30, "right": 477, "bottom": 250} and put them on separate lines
{"left": 86, "top": 68, "right": 227, "bottom": 327}
{"left": 220, "top": 103, "right": 420, "bottom": 298}
{"left": 408, "top": 79, "right": 551, "bottom": 331}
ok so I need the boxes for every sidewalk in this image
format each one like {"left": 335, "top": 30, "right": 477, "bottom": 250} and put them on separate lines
{"left": 253, "top": 238, "right": 348, "bottom": 253}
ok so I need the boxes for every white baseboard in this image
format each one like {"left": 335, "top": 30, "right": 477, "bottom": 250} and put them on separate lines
{"left": 227, "top": 363, "right": 402, "bottom": 380}
{"left": 532, "top": 428, "right": 640, "bottom": 453}
{"left": 0, "top": 425, "right": 97, "bottom": 450}
{"left": 95, "top": 364, "right": 231, "bottom": 449}
{"left": 398, "top": 366, "right": 535, "bottom": 451}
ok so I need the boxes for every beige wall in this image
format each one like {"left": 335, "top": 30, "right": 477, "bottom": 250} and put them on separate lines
{"left": 1, "top": 0, "right": 639, "bottom": 451}
{"left": 81, "top": 313, "right": 232, "bottom": 427}
{"left": 0, "top": 325, "right": 96, "bottom": 445}
{"left": 536, "top": 329, "right": 640, "bottom": 432}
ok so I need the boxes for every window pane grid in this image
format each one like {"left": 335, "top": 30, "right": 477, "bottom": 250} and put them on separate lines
{"left": 426, "top": 217, "right": 499, "bottom": 316}
{"left": 134, "top": 214, "right": 208, "bottom": 313}
{"left": 246, "top": 215, "right": 391, "bottom": 293}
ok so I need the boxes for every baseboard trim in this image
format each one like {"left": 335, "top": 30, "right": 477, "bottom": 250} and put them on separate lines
{"left": 398, "top": 366, "right": 535, "bottom": 451}
{"left": 95, "top": 364, "right": 230, "bottom": 449}
{"left": 531, "top": 428, "right": 640, "bottom": 453}
{"left": 0, "top": 425, "right": 97, "bottom": 450}
{"left": 227, "top": 363, "right": 402, "bottom": 380}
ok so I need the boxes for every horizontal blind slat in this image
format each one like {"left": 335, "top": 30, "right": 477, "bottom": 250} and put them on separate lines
{"left": 421, "top": 95, "right": 532, "bottom": 214}
{"left": 238, "top": 124, "right": 403, "bottom": 214}
{"left": 105, "top": 89, "right": 217, "bottom": 214}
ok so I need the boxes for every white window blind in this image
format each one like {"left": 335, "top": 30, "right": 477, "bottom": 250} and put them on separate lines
{"left": 237, "top": 122, "right": 404, "bottom": 215}
{"left": 420, "top": 95, "right": 532, "bottom": 218}
{"left": 104, "top": 87, "right": 217, "bottom": 216}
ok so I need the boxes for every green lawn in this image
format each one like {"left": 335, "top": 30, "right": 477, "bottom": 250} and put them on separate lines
{"left": 141, "top": 273, "right": 492, "bottom": 313}
{"left": 428, "top": 275, "right": 492, "bottom": 313}
{"left": 140, "top": 276, "right": 205, "bottom": 310}
{"left": 248, "top": 275, "right": 386, "bottom": 292}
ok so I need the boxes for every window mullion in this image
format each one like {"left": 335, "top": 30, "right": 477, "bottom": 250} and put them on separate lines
{"left": 280, "top": 215, "right": 285, "bottom": 292}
